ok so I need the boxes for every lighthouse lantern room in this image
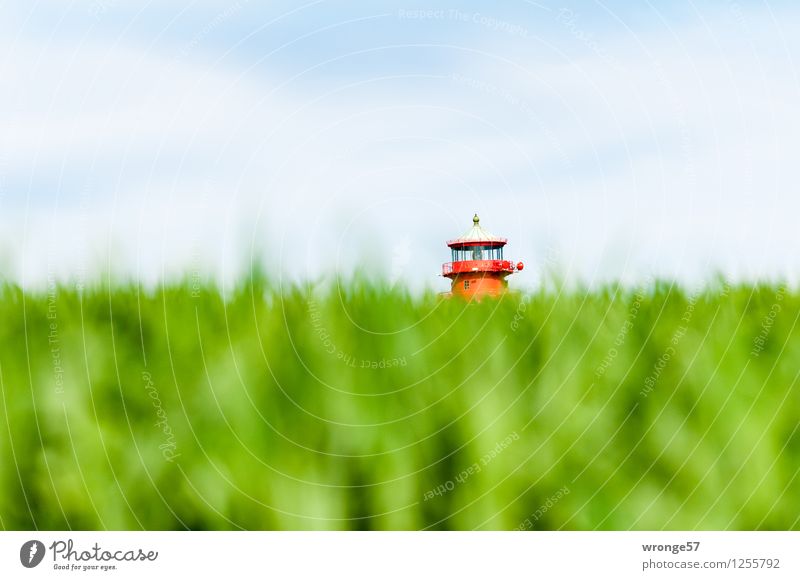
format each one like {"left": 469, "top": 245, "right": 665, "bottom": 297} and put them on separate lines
{"left": 442, "top": 214, "right": 523, "bottom": 298}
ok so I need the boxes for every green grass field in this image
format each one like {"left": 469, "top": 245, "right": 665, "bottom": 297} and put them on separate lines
{"left": 1, "top": 276, "right": 798, "bottom": 530}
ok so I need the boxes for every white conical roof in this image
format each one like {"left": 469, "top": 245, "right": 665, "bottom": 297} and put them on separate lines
{"left": 447, "top": 214, "right": 507, "bottom": 246}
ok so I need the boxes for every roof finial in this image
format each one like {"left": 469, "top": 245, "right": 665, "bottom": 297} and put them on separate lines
{"left": 473, "top": 213, "right": 480, "bottom": 225}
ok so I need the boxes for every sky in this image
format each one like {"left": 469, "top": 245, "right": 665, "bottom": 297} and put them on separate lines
{"left": 1, "top": 0, "right": 799, "bottom": 291}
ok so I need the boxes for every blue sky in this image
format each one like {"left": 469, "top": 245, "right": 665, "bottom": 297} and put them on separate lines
{"left": 1, "top": 1, "right": 799, "bottom": 289}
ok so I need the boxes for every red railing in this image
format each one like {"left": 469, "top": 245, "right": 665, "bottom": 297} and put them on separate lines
{"left": 442, "top": 260, "right": 515, "bottom": 276}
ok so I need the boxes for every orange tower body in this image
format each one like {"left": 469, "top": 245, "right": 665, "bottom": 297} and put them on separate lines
{"left": 442, "top": 214, "right": 523, "bottom": 299}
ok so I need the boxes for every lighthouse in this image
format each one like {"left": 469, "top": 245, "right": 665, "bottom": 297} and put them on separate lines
{"left": 442, "top": 214, "right": 523, "bottom": 298}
